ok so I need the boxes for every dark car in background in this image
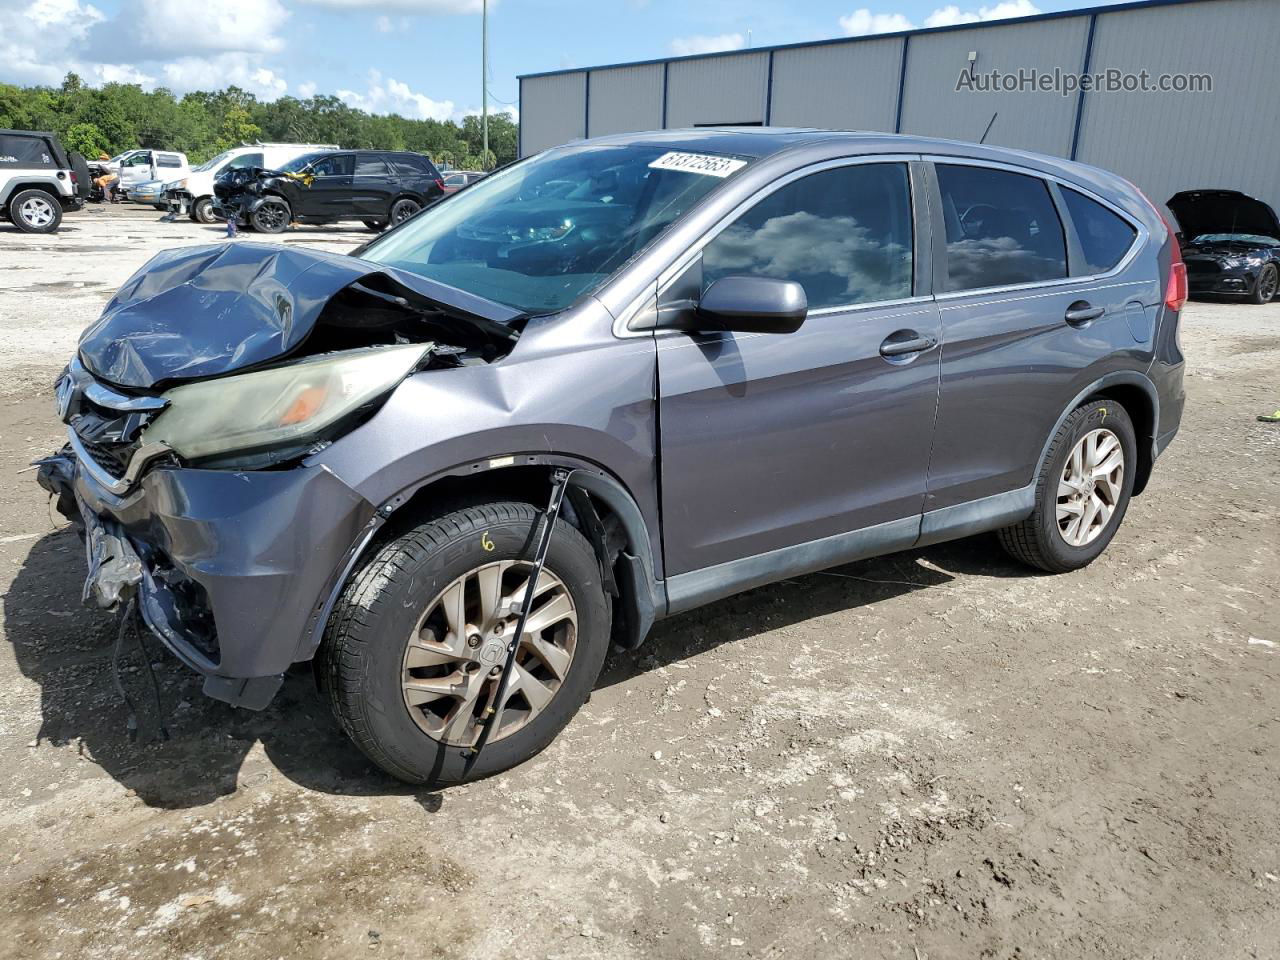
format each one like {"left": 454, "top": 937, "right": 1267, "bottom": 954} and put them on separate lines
{"left": 1168, "top": 189, "right": 1280, "bottom": 305}
{"left": 40, "top": 129, "right": 1186, "bottom": 784}
{"left": 214, "top": 149, "right": 445, "bottom": 233}
{"left": 0, "top": 129, "right": 87, "bottom": 233}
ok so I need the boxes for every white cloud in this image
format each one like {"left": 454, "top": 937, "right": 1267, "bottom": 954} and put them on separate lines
{"left": 161, "top": 54, "right": 288, "bottom": 98}
{"left": 337, "top": 70, "right": 455, "bottom": 121}
{"left": 670, "top": 32, "right": 745, "bottom": 56}
{"left": 451, "top": 103, "right": 519, "bottom": 123}
{"left": 297, "top": 81, "right": 318, "bottom": 98}
{"left": 294, "top": 0, "right": 482, "bottom": 10}
{"left": 90, "top": 0, "right": 290, "bottom": 59}
{"left": 91, "top": 63, "right": 156, "bottom": 85}
{"left": 375, "top": 14, "right": 394, "bottom": 31}
{"left": 924, "top": 0, "right": 1041, "bottom": 27}
{"left": 838, "top": 9, "right": 914, "bottom": 36}
{"left": 0, "top": 0, "right": 103, "bottom": 85}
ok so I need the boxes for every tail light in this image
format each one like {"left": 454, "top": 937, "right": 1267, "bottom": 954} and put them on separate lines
{"left": 434, "top": 178, "right": 445, "bottom": 192}
{"left": 1130, "top": 180, "right": 1187, "bottom": 312}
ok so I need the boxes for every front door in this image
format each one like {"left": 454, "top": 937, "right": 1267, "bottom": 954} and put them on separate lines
{"left": 657, "top": 159, "right": 942, "bottom": 577}
{"left": 296, "top": 153, "right": 354, "bottom": 218}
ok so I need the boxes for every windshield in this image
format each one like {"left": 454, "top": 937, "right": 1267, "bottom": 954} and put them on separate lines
{"left": 359, "top": 144, "right": 751, "bottom": 314}
{"left": 280, "top": 151, "right": 330, "bottom": 173}
{"left": 192, "top": 150, "right": 234, "bottom": 173}
{"left": 1190, "top": 232, "right": 1279, "bottom": 247}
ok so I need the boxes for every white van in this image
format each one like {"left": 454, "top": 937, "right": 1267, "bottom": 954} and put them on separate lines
{"left": 167, "top": 143, "right": 338, "bottom": 223}
{"left": 116, "top": 149, "right": 189, "bottom": 190}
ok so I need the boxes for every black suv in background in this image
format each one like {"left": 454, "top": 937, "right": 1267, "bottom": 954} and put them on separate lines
{"left": 214, "top": 149, "right": 445, "bottom": 233}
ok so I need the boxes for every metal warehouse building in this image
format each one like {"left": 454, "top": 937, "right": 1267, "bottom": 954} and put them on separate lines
{"left": 517, "top": 0, "right": 1279, "bottom": 216}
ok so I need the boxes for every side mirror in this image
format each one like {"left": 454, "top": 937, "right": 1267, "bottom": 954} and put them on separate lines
{"left": 694, "top": 276, "right": 807, "bottom": 334}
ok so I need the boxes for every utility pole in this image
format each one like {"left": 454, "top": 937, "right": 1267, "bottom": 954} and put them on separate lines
{"left": 481, "top": 0, "right": 489, "bottom": 168}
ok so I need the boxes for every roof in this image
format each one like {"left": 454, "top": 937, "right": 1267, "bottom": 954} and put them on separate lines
{"left": 518, "top": 0, "right": 1211, "bottom": 81}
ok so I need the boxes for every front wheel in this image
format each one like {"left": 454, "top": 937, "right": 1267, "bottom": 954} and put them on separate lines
{"left": 1250, "top": 263, "right": 1278, "bottom": 305}
{"left": 998, "top": 399, "right": 1136, "bottom": 573}
{"left": 9, "top": 189, "right": 62, "bottom": 233}
{"left": 192, "top": 197, "right": 217, "bottom": 224}
{"left": 363, "top": 219, "right": 386, "bottom": 232}
{"left": 319, "top": 501, "right": 611, "bottom": 784}
{"left": 249, "top": 198, "right": 290, "bottom": 234}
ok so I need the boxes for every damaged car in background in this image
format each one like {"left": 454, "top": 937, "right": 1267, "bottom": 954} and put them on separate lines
{"left": 40, "top": 130, "right": 1185, "bottom": 784}
{"left": 1168, "top": 189, "right": 1280, "bottom": 304}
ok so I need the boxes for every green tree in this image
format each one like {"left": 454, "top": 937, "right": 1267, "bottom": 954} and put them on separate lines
{"left": 63, "top": 122, "right": 109, "bottom": 156}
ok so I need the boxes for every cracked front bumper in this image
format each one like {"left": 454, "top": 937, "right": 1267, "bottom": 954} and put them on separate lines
{"left": 38, "top": 449, "right": 379, "bottom": 709}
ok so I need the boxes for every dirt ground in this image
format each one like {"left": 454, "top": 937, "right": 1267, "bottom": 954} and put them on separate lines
{"left": 0, "top": 204, "right": 1277, "bottom": 960}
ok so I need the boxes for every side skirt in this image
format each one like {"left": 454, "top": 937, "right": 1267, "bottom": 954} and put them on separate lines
{"left": 660, "top": 482, "right": 1036, "bottom": 620}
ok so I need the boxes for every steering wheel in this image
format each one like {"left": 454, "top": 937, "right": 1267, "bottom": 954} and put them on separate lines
{"left": 959, "top": 203, "right": 1001, "bottom": 238}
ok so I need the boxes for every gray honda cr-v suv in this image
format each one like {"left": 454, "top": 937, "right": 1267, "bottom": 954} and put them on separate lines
{"left": 39, "top": 128, "right": 1186, "bottom": 783}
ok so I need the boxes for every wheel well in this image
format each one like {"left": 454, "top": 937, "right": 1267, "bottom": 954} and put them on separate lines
{"left": 3, "top": 182, "right": 61, "bottom": 207}
{"left": 1086, "top": 384, "right": 1155, "bottom": 496}
{"left": 374, "top": 464, "right": 657, "bottom": 648}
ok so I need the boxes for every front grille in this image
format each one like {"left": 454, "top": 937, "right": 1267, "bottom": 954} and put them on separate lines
{"left": 1186, "top": 260, "right": 1222, "bottom": 275}
{"left": 61, "top": 368, "right": 165, "bottom": 482}
{"left": 77, "top": 433, "right": 132, "bottom": 477}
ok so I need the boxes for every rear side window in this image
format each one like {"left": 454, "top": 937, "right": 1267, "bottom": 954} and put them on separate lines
{"left": 390, "top": 154, "right": 432, "bottom": 177}
{"left": 702, "top": 162, "right": 914, "bottom": 309}
{"left": 1062, "top": 187, "right": 1138, "bottom": 274}
{"left": 156, "top": 153, "right": 183, "bottom": 168}
{"left": 936, "top": 164, "right": 1067, "bottom": 291}
{"left": 0, "top": 135, "right": 57, "bottom": 168}
{"left": 356, "top": 154, "right": 392, "bottom": 177}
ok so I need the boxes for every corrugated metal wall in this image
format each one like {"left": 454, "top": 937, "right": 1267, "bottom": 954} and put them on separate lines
{"left": 516, "top": 0, "right": 1280, "bottom": 215}
{"left": 519, "top": 71, "right": 586, "bottom": 156}
{"left": 1076, "top": 0, "right": 1280, "bottom": 215}
{"left": 664, "top": 52, "right": 769, "bottom": 128}
{"left": 899, "top": 16, "right": 1091, "bottom": 156}
{"left": 769, "top": 38, "right": 903, "bottom": 131}
{"left": 587, "top": 64, "right": 664, "bottom": 136}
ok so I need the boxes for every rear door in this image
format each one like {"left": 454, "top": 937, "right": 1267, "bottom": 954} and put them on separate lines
{"left": 656, "top": 157, "right": 942, "bottom": 576}
{"left": 295, "top": 152, "right": 354, "bottom": 218}
{"left": 353, "top": 153, "right": 396, "bottom": 218}
{"left": 923, "top": 159, "right": 1148, "bottom": 512}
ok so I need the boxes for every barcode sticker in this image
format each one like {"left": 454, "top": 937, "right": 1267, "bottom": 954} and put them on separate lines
{"left": 648, "top": 151, "right": 747, "bottom": 178}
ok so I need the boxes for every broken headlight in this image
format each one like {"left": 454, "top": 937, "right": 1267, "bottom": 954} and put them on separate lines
{"left": 140, "top": 344, "right": 429, "bottom": 462}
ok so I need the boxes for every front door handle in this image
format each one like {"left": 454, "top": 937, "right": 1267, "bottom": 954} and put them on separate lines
{"left": 879, "top": 330, "right": 938, "bottom": 357}
{"left": 1065, "top": 301, "right": 1105, "bottom": 325}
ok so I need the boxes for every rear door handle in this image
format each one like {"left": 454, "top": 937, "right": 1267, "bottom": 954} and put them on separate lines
{"left": 1065, "top": 301, "right": 1105, "bottom": 325}
{"left": 879, "top": 331, "right": 938, "bottom": 357}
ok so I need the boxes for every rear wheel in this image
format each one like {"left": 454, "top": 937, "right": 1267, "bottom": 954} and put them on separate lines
{"left": 320, "top": 500, "right": 611, "bottom": 784}
{"left": 998, "top": 399, "right": 1136, "bottom": 573}
{"left": 363, "top": 219, "right": 386, "bottom": 232}
{"left": 10, "top": 189, "right": 62, "bottom": 233}
{"left": 250, "top": 198, "right": 290, "bottom": 234}
{"left": 389, "top": 197, "right": 421, "bottom": 226}
{"left": 1250, "top": 263, "right": 1278, "bottom": 304}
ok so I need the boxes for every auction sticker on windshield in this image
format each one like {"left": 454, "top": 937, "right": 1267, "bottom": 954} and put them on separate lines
{"left": 648, "top": 152, "right": 748, "bottom": 178}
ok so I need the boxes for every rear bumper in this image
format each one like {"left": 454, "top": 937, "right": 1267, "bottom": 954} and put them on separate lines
{"left": 38, "top": 448, "right": 378, "bottom": 709}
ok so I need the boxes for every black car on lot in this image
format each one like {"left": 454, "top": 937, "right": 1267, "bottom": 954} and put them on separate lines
{"left": 214, "top": 149, "right": 445, "bottom": 233}
{"left": 1168, "top": 189, "right": 1280, "bottom": 305}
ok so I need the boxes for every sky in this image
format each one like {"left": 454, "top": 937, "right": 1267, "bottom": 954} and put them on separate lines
{"left": 0, "top": 0, "right": 1135, "bottom": 124}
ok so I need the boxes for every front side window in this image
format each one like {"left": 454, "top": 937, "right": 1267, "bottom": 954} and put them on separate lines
{"left": 936, "top": 164, "right": 1067, "bottom": 292}
{"left": 225, "top": 152, "right": 263, "bottom": 171}
{"left": 1061, "top": 187, "right": 1137, "bottom": 274}
{"left": 361, "top": 144, "right": 751, "bottom": 314}
{"left": 123, "top": 153, "right": 151, "bottom": 168}
{"left": 310, "top": 154, "right": 354, "bottom": 177}
{"left": 702, "top": 162, "right": 914, "bottom": 309}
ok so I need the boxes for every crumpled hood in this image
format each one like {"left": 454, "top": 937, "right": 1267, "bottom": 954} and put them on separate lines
{"left": 77, "top": 243, "right": 374, "bottom": 389}
{"left": 75, "top": 242, "right": 520, "bottom": 390}
{"left": 1167, "top": 189, "right": 1280, "bottom": 242}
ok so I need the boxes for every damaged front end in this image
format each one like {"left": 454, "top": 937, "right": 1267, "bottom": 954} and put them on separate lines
{"left": 39, "top": 242, "right": 522, "bottom": 709}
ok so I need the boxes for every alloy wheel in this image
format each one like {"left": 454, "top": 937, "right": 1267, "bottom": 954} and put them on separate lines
{"left": 1056, "top": 427, "right": 1124, "bottom": 547}
{"left": 19, "top": 195, "right": 55, "bottom": 228}
{"left": 1259, "top": 267, "right": 1278, "bottom": 302}
{"left": 401, "top": 559, "right": 577, "bottom": 746}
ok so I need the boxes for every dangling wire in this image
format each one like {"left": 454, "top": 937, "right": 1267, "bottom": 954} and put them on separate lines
{"left": 111, "top": 598, "right": 142, "bottom": 742}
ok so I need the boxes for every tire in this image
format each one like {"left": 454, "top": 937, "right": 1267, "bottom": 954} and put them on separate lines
{"left": 9, "top": 188, "right": 62, "bottom": 234}
{"left": 998, "top": 399, "right": 1137, "bottom": 574}
{"left": 153, "top": 203, "right": 167, "bottom": 211}
{"left": 319, "top": 500, "right": 611, "bottom": 784}
{"left": 389, "top": 197, "right": 421, "bottom": 226}
{"left": 249, "top": 198, "right": 290, "bottom": 234}
{"left": 1249, "top": 263, "right": 1278, "bottom": 305}
{"left": 363, "top": 219, "right": 387, "bottom": 232}
{"left": 192, "top": 197, "right": 216, "bottom": 224}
